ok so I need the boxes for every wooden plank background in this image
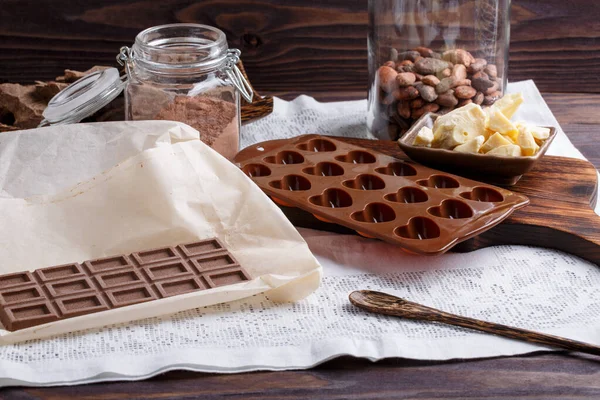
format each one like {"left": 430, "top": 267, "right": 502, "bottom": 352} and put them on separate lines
{"left": 1, "top": 0, "right": 599, "bottom": 96}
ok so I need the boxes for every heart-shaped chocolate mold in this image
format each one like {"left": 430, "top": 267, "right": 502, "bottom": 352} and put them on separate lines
{"left": 264, "top": 150, "right": 305, "bottom": 165}
{"left": 334, "top": 150, "right": 376, "bottom": 164}
{"left": 242, "top": 163, "right": 271, "bottom": 178}
{"left": 269, "top": 175, "right": 311, "bottom": 191}
{"left": 428, "top": 199, "right": 474, "bottom": 219}
{"left": 460, "top": 186, "right": 504, "bottom": 202}
{"left": 342, "top": 174, "right": 386, "bottom": 191}
{"left": 375, "top": 162, "right": 417, "bottom": 177}
{"left": 309, "top": 188, "right": 353, "bottom": 208}
{"left": 395, "top": 217, "right": 441, "bottom": 240}
{"left": 297, "top": 138, "right": 337, "bottom": 152}
{"left": 351, "top": 202, "right": 396, "bottom": 223}
{"left": 417, "top": 174, "right": 460, "bottom": 189}
{"left": 385, "top": 187, "right": 428, "bottom": 203}
{"left": 303, "top": 162, "right": 344, "bottom": 177}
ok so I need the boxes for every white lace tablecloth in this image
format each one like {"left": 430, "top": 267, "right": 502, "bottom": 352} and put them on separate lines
{"left": 0, "top": 80, "right": 598, "bottom": 387}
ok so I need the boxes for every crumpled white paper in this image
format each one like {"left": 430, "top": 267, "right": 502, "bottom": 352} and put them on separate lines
{"left": 0, "top": 121, "right": 321, "bottom": 343}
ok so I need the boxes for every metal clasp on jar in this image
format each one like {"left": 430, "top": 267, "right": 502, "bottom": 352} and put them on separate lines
{"left": 117, "top": 46, "right": 254, "bottom": 103}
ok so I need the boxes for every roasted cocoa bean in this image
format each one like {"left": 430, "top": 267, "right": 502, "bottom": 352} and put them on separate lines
{"left": 410, "top": 98, "right": 425, "bottom": 109}
{"left": 436, "top": 68, "right": 452, "bottom": 79}
{"left": 415, "top": 58, "right": 452, "bottom": 75}
{"left": 395, "top": 86, "right": 420, "bottom": 100}
{"left": 400, "top": 60, "right": 414, "bottom": 67}
{"left": 452, "top": 78, "right": 471, "bottom": 88}
{"left": 396, "top": 72, "right": 416, "bottom": 86}
{"left": 398, "top": 50, "right": 421, "bottom": 62}
{"left": 473, "top": 92, "right": 484, "bottom": 105}
{"left": 383, "top": 61, "right": 396, "bottom": 68}
{"left": 414, "top": 46, "right": 434, "bottom": 58}
{"left": 471, "top": 74, "right": 495, "bottom": 92}
{"left": 390, "top": 48, "right": 399, "bottom": 62}
{"left": 484, "top": 64, "right": 497, "bottom": 78}
{"left": 436, "top": 90, "right": 459, "bottom": 107}
{"left": 483, "top": 81, "right": 500, "bottom": 95}
{"left": 412, "top": 103, "right": 439, "bottom": 119}
{"left": 397, "top": 101, "right": 411, "bottom": 119}
{"left": 417, "top": 84, "right": 438, "bottom": 102}
{"left": 442, "top": 49, "right": 474, "bottom": 66}
{"left": 468, "top": 58, "right": 487, "bottom": 74}
{"left": 452, "top": 64, "right": 467, "bottom": 80}
{"left": 454, "top": 85, "right": 477, "bottom": 99}
{"left": 457, "top": 99, "right": 473, "bottom": 107}
{"left": 382, "top": 91, "right": 397, "bottom": 105}
{"left": 436, "top": 77, "right": 456, "bottom": 94}
{"left": 421, "top": 75, "right": 440, "bottom": 86}
{"left": 378, "top": 66, "right": 398, "bottom": 92}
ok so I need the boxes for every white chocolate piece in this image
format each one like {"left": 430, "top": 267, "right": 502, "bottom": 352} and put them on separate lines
{"left": 454, "top": 136, "right": 485, "bottom": 154}
{"left": 516, "top": 127, "right": 540, "bottom": 156}
{"left": 493, "top": 92, "right": 524, "bottom": 119}
{"left": 486, "top": 107, "right": 518, "bottom": 139}
{"left": 480, "top": 132, "right": 513, "bottom": 154}
{"left": 413, "top": 126, "right": 434, "bottom": 147}
{"left": 487, "top": 144, "right": 522, "bottom": 157}
{"left": 432, "top": 103, "right": 487, "bottom": 149}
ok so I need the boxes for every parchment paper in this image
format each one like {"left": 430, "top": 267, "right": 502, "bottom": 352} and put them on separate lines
{"left": 0, "top": 121, "right": 322, "bottom": 343}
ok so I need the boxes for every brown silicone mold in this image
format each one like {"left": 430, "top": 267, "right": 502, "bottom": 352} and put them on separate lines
{"left": 398, "top": 113, "right": 558, "bottom": 186}
{"left": 235, "top": 134, "right": 530, "bottom": 255}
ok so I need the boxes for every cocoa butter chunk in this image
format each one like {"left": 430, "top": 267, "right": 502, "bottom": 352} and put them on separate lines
{"left": 435, "top": 90, "right": 459, "bottom": 107}
{"left": 414, "top": 58, "right": 451, "bottom": 75}
{"left": 396, "top": 72, "right": 416, "bottom": 86}
{"left": 454, "top": 85, "right": 477, "bottom": 99}
{"left": 421, "top": 75, "right": 440, "bottom": 86}
{"left": 377, "top": 66, "right": 398, "bottom": 92}
{"left": 442, "top": 49, "right": 474, "bottom": 66}
{"left": 416, "top": 84, "right": 438, "bottom": 102}
{"left": 435, "top": 77, "right": 456, "bottom": 94}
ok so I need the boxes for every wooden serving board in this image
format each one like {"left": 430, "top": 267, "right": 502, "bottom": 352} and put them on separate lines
{"left": 276, "top": 137, "right": 600, "bottom": 266}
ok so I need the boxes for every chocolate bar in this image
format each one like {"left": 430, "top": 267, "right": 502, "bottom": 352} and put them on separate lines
{"left": 0, "top": 239, "right": 251, "bottom": 331}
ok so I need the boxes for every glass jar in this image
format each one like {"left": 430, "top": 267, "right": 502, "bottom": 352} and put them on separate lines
{"left": 121, "top": 24, "right": 253, "bottom": 160}
{"left": 367, "top": 0, "right": 510, "bottom": 140}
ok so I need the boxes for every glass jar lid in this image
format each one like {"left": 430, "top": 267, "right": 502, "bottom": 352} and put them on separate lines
{"left": 40, "top": 68, "right": 124, "bottom": 127}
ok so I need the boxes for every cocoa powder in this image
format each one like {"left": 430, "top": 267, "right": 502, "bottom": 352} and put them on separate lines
{"left": 154, "top": 95, "right": 239, "bottom": 160}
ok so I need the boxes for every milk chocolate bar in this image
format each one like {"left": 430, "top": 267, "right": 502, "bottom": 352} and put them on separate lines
{"left": 0, "top": 239, "right": 251, "bottom": 331}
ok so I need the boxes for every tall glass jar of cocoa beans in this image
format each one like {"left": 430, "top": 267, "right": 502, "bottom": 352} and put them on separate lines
{"left": 367, "top": 0, "right": 510, "bottom": 140}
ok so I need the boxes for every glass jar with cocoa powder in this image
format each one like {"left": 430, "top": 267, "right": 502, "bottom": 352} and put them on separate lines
{"left": 121, "top": 24, "right": 253, "bottom": 160}
{"left": 368, "top": 0, "right": 510, "bottom": 140}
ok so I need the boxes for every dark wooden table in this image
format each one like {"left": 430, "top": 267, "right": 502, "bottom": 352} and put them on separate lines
{"left": 0, "top": 92, "right": 598, "bottom": 399}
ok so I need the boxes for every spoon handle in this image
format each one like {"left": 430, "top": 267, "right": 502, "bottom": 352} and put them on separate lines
{"left": 349, "top": 290, "right": 600, "bottom": 356}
